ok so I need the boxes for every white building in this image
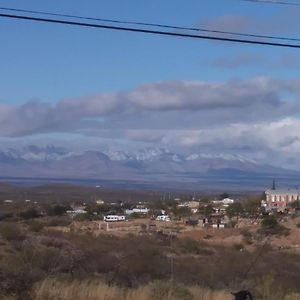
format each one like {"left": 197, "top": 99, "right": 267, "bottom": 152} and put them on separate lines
{"left": 212, "top": 198, "right": 235, "bottom": 207}
{"left": 156, "top": 215, "right": 170, "bottom": 222}
{"left": 104, "top": 215, "right": 126, "bottom": 222}
{"left": 3, "top": 200, "right": 13, "bottom": 203}
{"left": 264, "top": 188, "right": 299, "bottom": 212}
{"left": 125, "top": 207, "right": 149, "bottom": 215}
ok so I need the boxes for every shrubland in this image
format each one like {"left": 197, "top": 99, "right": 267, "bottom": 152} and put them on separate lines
{"left": 0, "top": 219, "right": 299, "bottom": 300}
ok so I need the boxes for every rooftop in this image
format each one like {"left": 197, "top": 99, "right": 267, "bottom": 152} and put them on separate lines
{"left": 266, "top": 189, "right": 300, "bottom": 195}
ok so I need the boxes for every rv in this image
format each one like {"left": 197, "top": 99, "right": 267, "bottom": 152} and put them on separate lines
{"left": 104, "top": 215, "right": 126, "bottom": 222}
{"left": 156, "top": 215, "right": 170, "bottom": 222}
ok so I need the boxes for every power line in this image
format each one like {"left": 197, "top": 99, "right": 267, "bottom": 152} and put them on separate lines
{"left": 242, "top": 0, "right": 300, "bottom": 6}
{"left": 1, "top": 13, "right": 300, "bottom": 48}
{"left": 1, "top": 7, "right": 300, "bottom": 43}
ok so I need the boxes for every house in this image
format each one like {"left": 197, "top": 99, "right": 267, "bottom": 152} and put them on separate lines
{"left": 202, "top": 214, "right": 227, "bottom": 229}
{"left": 125, "top": 207, "right": 149, "bottom": 215}
{"left": 67, "top": 204, "right": 87, "bottom": 217}
{"left": 96, "top": 199, "right": 105, "bottom": 205}
{"left": 212, "top": 198, "right": 235, "bottom": 207}
{"left": 104, "top": 215, "right": 126, "bottom": 222}
{"left": 66, "top": 208, "right": 87, "bottom": 217}
{"left": 3, "top": 200, "right": 13, "bottom": 203}
{"left": 263, "top": 182, "right": 299, "bottom": 212}
{"left": 177, "top": 201, "right": 200, "bottom": 209}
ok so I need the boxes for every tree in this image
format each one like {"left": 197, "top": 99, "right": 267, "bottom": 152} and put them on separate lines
{"left": 199, "top": 197, "right": 210, "bottom": 203}
{"left": 219, "top": 193, "right": 229, "bottom": 200}
{"left": 19, "top": 208, "right": 39, "bottom": 219}
{"left": 0, "top": 222, "right": 24, "bottom": 241}
{"left": 261, "top": 216, "right": 278, "bottom": 229}
{"left": 260, "top": 216, "right": 290, "bottom": 236}
{"left": 289, "top": 200, "right": 300, "bottom": 209}
{"left": 53, "top": 205, "right": 68, "bottom": 216}
{"left": 226, "top": 203, "right": 243, "bottom": 218}
{"left": 243, "top": 198, "right": 261, "bottom": 217}
{"left": 172, "top": 206, "right": 191, "bottom": 218}
{"left": 199, "top": 204, "right": 213, "bottom": 217}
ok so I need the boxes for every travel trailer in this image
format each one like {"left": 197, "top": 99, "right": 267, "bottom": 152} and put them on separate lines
{"left": 103, "top": 215, "right": 126, "bottom": 222}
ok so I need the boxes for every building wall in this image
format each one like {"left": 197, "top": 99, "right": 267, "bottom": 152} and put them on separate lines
{"left": 265, "top": 190, "right": 299, "bottom": 211}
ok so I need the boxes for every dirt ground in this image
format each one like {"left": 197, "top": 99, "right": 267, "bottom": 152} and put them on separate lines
{"left": 65, "top": 216, "right": 300, "bottom": 253}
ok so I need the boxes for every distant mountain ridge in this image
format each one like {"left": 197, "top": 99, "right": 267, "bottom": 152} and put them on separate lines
{"left": 0, "top": 145, "right": 299, "bottom": 190}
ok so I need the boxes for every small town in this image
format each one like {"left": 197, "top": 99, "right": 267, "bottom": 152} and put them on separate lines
{"left": 1, "top": 182, "right": 300, "bottom": 250}
{"left": 2, "top": 1, "right": 300, "bottom": 299}
{"left": 1, "top": 182, "right": 300, "bottom": 300}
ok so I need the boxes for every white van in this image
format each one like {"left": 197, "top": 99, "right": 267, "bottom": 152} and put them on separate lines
{"left": 104, "top": 215, "right": 126, "bottom": 222}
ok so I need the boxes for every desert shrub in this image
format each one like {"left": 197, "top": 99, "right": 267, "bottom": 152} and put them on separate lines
{"left": 149, "top": 281, "right": 192, "bottom": 300}
{"left": 27, "top": 220, "right": 45, "bottom": 232}
{"left": 32, "top": 278, "right": 239, "bottom": 300}
{"left": 73, "top": 214, "right": 91, "bottom": 221}
{"left": 19, "top": 208, "right": 39, "bottom": 220}
{"left": 228, "top": 219, "right": 238, "bottom": 228}
{"left": 140, "top": 223, "right": 147, "bottom": 230}
{"left": 203, "top": 234, "right": 212, "bottom": 240}
{"left": 243, "top": 198, "right": 262, "bottom": 217}
{"left": 241, "top": 229, "right": 253, "bottom": 245}
{"left": 0, "top": 222, "right": 25, "bottom": 241}
{"left": 260, "top": 216, "right": 290, "bottom": 236}
{"left": 261, "top": 216, "right": 278, "bottom": 229}
{"left": 232, "top": 243, "right": 244, "bottom": 251}
{"left": 177, "top": 238, "right": 212, "bottom": 255}
{"left": 0, "top": 252, "right": 44, "bottom": 299}
{"left": 226, "top": 202, "right": 243, "bottom": 218}
{"left": 255, "top": 273, "right": 286, "bottom": 300}
{"left": 52, "top": 205, "right": 68, "bottom": 216}
{"left": 32, "top": 278, "right": 120, "bottom": 300}
{"left": 45, "top": 217, "right": 71, "bottom": 227}
{"left": 0, "top": 212, "right": 13, "bottom": 221}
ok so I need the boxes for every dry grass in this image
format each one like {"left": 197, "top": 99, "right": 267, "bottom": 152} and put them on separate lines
{"left": 29, "top": 278, "right": 300, "bottom": 300}
{"left": 32, "top": 278, "right": 232, "bottom": 300}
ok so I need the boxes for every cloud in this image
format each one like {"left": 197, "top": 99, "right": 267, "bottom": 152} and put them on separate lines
{"left": 0, "top": 94, "right": 124, "bottom": 137}
{"left": 212, "top": 54, "right": 265, "bottom": 68}
{"left": 128, "top": 78, "right": 285, "bottom": 111}
{"left": 211, "top": 53, "right": 300, "bottom": 69}
{"left": 119, "top": 118, "right": 300, "bottom": 159}
{"left": 0, "top": 76, "right": 300, "bottom": 142}
{"left": 199, "top": 8, "right": 300, "bottom": 36}
{"left": 201, "top": 15, "right": 254, "bottom": 33}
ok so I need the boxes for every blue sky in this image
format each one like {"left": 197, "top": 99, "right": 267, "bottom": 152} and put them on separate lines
{"left": 1, "top": 0, "right": 300, "bottom": 168}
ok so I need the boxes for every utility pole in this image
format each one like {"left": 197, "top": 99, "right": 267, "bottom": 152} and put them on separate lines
{"left": 170, "top": 232, "right": 174, "bottom": 283}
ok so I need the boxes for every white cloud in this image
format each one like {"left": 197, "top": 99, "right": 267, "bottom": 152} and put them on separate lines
{"left": 1, "top": 76, "right": 300, "bottom": 167}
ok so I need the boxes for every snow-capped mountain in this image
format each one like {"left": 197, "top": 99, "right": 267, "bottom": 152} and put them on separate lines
{"left": 0, "top": 145, "right": 298, "bottom": 190}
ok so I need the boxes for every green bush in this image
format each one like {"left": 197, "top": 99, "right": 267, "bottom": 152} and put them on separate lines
{"left": 261, "top": 216, "right": 278, "bottom": 229}
{"left": 260, "top": 216, "right": 290, "bottom": 236}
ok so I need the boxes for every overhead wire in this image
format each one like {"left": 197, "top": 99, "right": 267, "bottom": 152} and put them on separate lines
{"left": 1, "top": 7, "right": 300, "bottom": 43}
{"left": 1, "top": 13, "right": 300, "bottom": 48}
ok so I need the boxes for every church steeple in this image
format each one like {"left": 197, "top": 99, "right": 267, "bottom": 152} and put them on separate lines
{"left": 272, "top": 179, "right": 276, "bottom": 190}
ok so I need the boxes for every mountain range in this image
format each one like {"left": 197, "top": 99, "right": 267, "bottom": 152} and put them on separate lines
{"left": 0, "top": 145, "right": 299, "bottom": 191}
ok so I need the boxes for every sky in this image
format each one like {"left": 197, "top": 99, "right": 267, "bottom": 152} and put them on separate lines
{"left": 1, "top": 0, "right": 300, "bottom": 168}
